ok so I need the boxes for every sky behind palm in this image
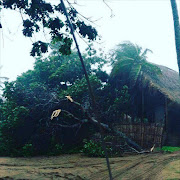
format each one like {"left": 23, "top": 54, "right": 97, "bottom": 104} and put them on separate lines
{"left": 0, "top": 0, "right": 180, "bottom": 80}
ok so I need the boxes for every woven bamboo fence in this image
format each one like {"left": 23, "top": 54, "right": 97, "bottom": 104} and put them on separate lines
{"left": 114, "top": 123, "right": 164, "bottom": 148}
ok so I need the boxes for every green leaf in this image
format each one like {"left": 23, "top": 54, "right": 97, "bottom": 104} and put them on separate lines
{"left": 111, "top": 58, "right": 134, "bottom": 77}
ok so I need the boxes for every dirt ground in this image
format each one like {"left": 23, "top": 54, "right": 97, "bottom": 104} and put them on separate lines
{"left": 0, "top": 151, "right": 180, "bottom": 180}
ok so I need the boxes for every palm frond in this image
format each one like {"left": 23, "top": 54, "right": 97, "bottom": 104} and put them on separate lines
{"left": 116, "top": 58, "right": 134, "bottom": 67}
{"left": 134, "top": 44, "right": 142, "bottom": 56}
{"left": 113, "top": 41, "right": 140, "bottom": 60}
{"left": 110, "top": 41, "right": 158, "bottom": 89}
{"left": 111, "top": 58, "right": 134, "bottom": 77}
{"left": 141, "top": 48, "right": 153, "bottom": 59}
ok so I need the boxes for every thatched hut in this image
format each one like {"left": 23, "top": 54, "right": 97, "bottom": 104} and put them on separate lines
{"left": 134, "top": 65, "right": 180, "bottom": 146}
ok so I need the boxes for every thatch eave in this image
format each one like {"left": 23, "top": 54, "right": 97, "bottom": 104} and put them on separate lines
{"left": 140, "top": 65, "right": 180, "bottom": 108}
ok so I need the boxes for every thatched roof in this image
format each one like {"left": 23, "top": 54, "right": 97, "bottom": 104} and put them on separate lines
{"left": 143, "top": 65, "right": 180, "bottom": 105}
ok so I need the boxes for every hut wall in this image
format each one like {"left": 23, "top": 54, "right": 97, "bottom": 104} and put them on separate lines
{"left": 166, "top": 109, "right": 180, "bottom": 146}
{"left": 114, "top": 123, "right": 164, "bottom": 148}
{"left": 154, "top": 106, "right": 165, "bottom": 123}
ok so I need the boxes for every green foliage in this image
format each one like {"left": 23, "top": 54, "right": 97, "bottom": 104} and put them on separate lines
{"left": 0, "top": 45, "right": 108, "bottom": 156}
{"left": 82, "top": 139, "right": 105, "bottom": 157}
{"left": 23, "top": 19, "right": 40, "bottom": 37}
{"left": 48, "top": 144, "right": 64, "bottom": 156}
{"left": 81, "top": 137, "right": 124, "bottom": 157}
{"left": 113, "top": 85, "right": 131, "bottom": 119}
{"left": 96, "top": 70, "right": 109, "bottom": 82}
{"left": 1, "top": 0, "right": 98, "bottom": 56}
{"left": 30, "top": 41, "right": 48, "bottom": 56}
{"left": 109, "top": 41, "right": 162, "bottom": 121}
{"left": 0, "top": 102, "right": 30, "bottom": 155}
{"left": 47, "top": 136, "right": 64, "bottom": 156}
{"left": 61, "top": 75, "right": 102, "bottom": 102}
{"left": 65, "top": 145, "right": 83, "bottom": 154}
{"left": 1, "top": 39, "right": 163, "bottom": 157}
{"left": 110, "top": 41, "right": 162, "bottom": 88}
{"left": 77, "top": 21, "right": 97, "bottom": 40}
{"left": 161, "top": 146, "right": 180, "bottom": 153}
{"left": 22, "top": 143, "right": 34, "bottom": 157}
{"left": 0, "top": 136, "right": 11, "bottom": 156}
{"left": 58, "top": 37, "right": 73, "bottom": 55}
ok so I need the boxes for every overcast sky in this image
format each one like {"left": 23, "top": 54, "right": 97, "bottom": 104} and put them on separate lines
{"left": 0, "top": 0, "right": 180, "bottom": 81}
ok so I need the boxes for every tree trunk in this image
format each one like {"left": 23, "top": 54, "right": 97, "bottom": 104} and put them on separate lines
{"left": 90, "top": 117, "right": 143, "bottom": 151}
{"left": 170, "top": 0, "right": 180, "bottom": 74}
{"left": 141, "top": 71, "right": 144, "bottom": 122}
{"left": 141, "top": 86, "right": 144, "bottom": 122}
{"left": 141, "top": 72, "right": 144, "bottom": 146}
{"left": 60, "top": 99, "right": 143, "bottom": 152}
{"left": 141, "top": 82, "right": 144, "bottom": 146}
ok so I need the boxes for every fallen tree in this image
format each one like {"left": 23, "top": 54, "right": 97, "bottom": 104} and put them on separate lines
{"left": 51, "top": 96, "right": 143, "bottom": 152}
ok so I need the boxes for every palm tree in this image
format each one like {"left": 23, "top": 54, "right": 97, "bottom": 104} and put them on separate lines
{"left": 170, "top": 0, "right": 180, "bottom": 74}
{"left": 110, "top": 42, "right": 161, "bottom": 126}
{"left": 111, "top": 41, "right": 161, "bottom": 88}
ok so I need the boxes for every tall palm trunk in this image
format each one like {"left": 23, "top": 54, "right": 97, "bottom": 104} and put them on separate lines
{"left": 141, "top": 72, "right": 144, "bottom": 146}
{"left": 170, "top": 0, "right": 180, "bottom": 74}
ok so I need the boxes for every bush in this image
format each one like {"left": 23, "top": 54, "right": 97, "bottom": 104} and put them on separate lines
{"left": 155, "top": 146, "right": 180, "bottom": 153}
{"left": 161, "top": 146, "right": 180, "bottom": 153}
{"left": 48, "top": 143, "right": 63, "bottom": 156}
{"left": 65, "top": 145, "right": 83, "bottom": 154}
{"left": 82, "top": 139, "right": 105, "bottom": 157}
{"left": 22, "top": 143, "right": 34, "bottom": 157}
{"left": 0, "top": 140, "right": 11, "bottom": 156}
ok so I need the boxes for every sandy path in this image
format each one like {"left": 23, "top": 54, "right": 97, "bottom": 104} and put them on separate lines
{"left": 0, "top": 152, "right": 179, "bottom": 180}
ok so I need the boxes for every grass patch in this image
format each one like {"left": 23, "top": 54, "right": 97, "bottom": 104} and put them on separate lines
{"left": 158, "top": 146, "right": 180, "bottom": 153}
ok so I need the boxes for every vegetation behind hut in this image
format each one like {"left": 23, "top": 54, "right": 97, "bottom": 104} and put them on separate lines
{"left": 0, "top": 42, "right": 180, "bottom": 156}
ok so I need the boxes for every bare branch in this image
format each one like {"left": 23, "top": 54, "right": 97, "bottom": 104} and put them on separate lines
{"left": 66, "top": 0, "right": 101, "bottom": 25}
{"left": 52, "top": 123, "right": 81, "bottom": 129}
{"left": 103, "top": 0, "right": 115, "bottom": 18}
{"left": 54, "top": 98, "right": 143, "bottom": 151}
{"left": 66, "top": 0, "right": 83, "bottom": 6}
{"left": 61, "top": 109, "right": 86, "bottom": 123}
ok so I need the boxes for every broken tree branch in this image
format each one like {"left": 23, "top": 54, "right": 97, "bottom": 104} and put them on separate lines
{"left": 52, "top": 98, "right": 143, "bottom": 152}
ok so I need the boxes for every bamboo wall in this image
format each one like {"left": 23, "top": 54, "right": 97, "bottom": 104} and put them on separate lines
{"left": 114, "top": 123, "right": 164, "bottom": 148}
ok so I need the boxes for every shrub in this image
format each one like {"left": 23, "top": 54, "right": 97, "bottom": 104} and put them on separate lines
{"left": 82, "top": 139, "right": 105, "bottom": 157}
{"left": 22, "top": 143, "right": 34, "bottom": 157}
{"left": 48, "top": 143, "right": 64, "bottom": 156}
{"left": 65, "top": 145, "right": 83, "bottom": 154}
{"left": 155, "top": 146, "right": 180, "bottom": 153}
{"left": 53, "top": 144, "right": 63, "bottom": 155}
{"left": 161, "top": 146, "right": 180, "bottom": 153}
